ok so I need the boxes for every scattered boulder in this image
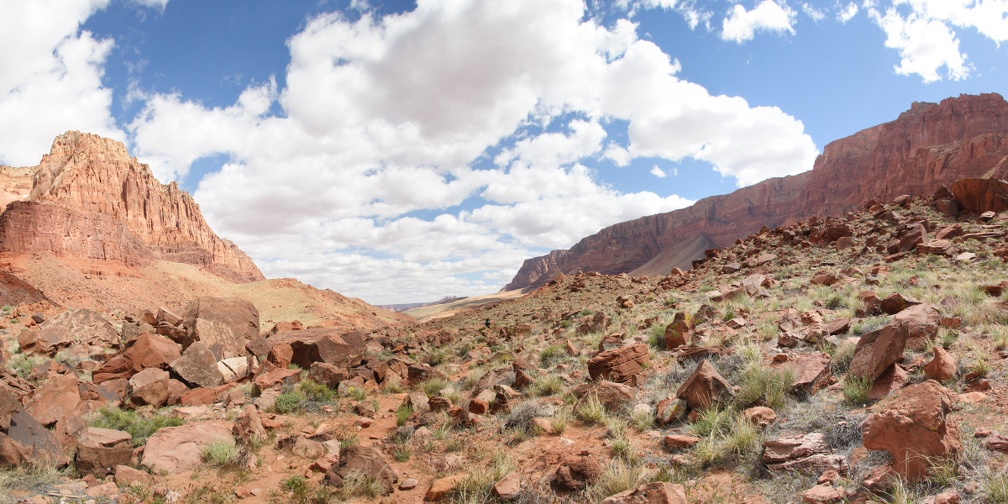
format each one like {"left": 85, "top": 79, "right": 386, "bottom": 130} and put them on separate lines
{"left": 743, "top": 406, "right": 777, "bottom": 429}
{"left": 663, "top": 313, "right": 692, "bottom": 349}
{"left": 18, "top": 309, "right": 119, "bottom": 356}
{"left": 92, "top": 333, "right": 182, "bottom": 384}
{"left": 127, "top": 368, "right": 171, "bottom": 407}
{"left": 601, "top": 481, "right": 688, "bottom": 503}
{"left": 268, "top": 328, "right": 366, "bottom": 370}
{"left": 950, "top": 178, "right": 1008, "bottom": 213}
{"left": 861, "top": 380, "right": 961, "bottom": 480}
{"left": 676, "top": 360, "right": 734, "bottom": 410}
{"left": 868, "top": 364, "right": 909, "bottom": 401}
{"left": 425, "top": 474, "right": 467, "bottom": 501}
{"left": 587, "top": 343, "right": 650, "bottom": 384}
{"left": 923, "top": 345, "right": 956, "bottom": 382}
{"left": 325, "top": 445, "right": 398, "bottom": 495}
{"left": 0, "top": 410, "right": 69, "bottom": 466}
{"left": 493, "top": 471, "right": 521, "bottom": 500}
{"left": 26, "top": 373, "right": 80, "bottom": 426}
{"left": 880, "top": 293, "right": 920, "bottom": 315}
{"left": 848, "top": 304, "right": 939, "bottom": 382}
{"left": 574, "top": 381, "right": 636, "bottom": 411}
{"left": 655, "top": 397, "right": 687, "bottom": 425}
{"left": 801, "top": 483, "right": 846, "bottom": 504}
{"left": 75, "top": 428, "right": 132, "bottom": 477}
{"left": 141, "top": 421, "right": 234, "bottom": 473}
{"left": 554, "top": 455, "right": 603, "bottom": 492}
{"left": 773, "top": 352, "right": 832, "bottom": 395}
{"left": 182, "top": 297, "right": 260, "bottom": 357}
{"left": 170, "top": 341, "right": 224, "bottom": 389}
{"left": 762, "top": 433, "right": 847, "bottom": 473}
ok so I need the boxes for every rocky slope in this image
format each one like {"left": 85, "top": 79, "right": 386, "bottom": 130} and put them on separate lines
{"left": 0, "top": 131, "right": 263, "bottom": 283}
{"left": 506, "top": 93, "right": 1008, "bottom": 291}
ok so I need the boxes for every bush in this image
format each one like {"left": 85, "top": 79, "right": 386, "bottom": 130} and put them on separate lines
{"left": 202, "top": 438, "right": 238, "bottom": 467}
{"left": 89, "top": 405, "right": 184, "bottom": 446}
{"left": 274, "top": 389, "right": 308, "bottom": 414}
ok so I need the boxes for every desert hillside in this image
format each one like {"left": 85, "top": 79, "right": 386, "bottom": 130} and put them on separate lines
{"left": 507, "top": 93, "right": 1008, "bottom": 292}
{"left": 2, "top": 177, "right": 1008, "bottom": 503}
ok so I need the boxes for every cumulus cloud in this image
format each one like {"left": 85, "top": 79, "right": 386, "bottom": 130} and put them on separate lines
{"left": 838, "top": 2, "right": 859, "bottom": 22}
{"left": 0, "top": 0, "right": 123, "bottom": 166}
{"left": 722, "top": 0, "right": 797, "bottom": 42}
{"left": 801, "top": 3, "right": 826, "bottom": 21}
{"left": 126, "top": 0, "right": 818, "bottom": 302}
{"left": 867, "top": 0, "right": 1008, "bottom": 82}
{"left": 650, "top": 165, "right": 668, "bottom": 178}
{"left": 2, "top": 0, "right": 818, "bottom": 303}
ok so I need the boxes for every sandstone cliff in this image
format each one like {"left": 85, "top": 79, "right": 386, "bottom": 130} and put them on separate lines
{"left": 506, "top": 93, "right": 1008, "bottom": 291}
{"left": 0, "top": 131, "right": 264, "bottom": 282}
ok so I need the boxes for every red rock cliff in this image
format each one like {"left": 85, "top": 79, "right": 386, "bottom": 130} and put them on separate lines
{"left": 0, "top": 131, "right": 265, "bottom": 282}
{"left": 506, "top": 93, "right": 1008, "bottom": 291}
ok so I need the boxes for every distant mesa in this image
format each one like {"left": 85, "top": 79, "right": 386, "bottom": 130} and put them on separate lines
{"left": 505, "top": 92, "right": 1008, "bottom": 292}
{"left": 0, "top": 131, "right": 263, "bottom": 283}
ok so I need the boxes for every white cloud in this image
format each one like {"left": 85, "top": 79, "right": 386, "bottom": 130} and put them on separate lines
{"left": 869, "top": 6, "right": 970, "bottom": 82}
{"left": 802, "top": 3, "right": 826, "bottom": 21}
{"left": 867, "top": 0, "right": 1008, "bottom": 82}
{"left": 128, "top": 0, "right": 817, "bottom": 301}
{"left": 722, "top": 0, "right": 797, "bottom": 42}
{"left": 651, "top": 165, "right": 668, "bottom": 178}
{"left": 2, "top": 0, "right": 818, "bottom": 303}
{"left": 130, "top": 0, "right": 168, "bottom": 11}
{"left": 0, "top": 0, "right": 123, "bottom": 166}
{"left": 605, "top": 144, "right": 632, "bottom": 166}
{"left": 838, "top": 2, "right": 860, "bottom": 22}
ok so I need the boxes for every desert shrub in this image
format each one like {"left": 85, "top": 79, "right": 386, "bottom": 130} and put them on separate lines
{"left": 529, "top": 374, "right": 565, "bottom": 397}
{"left": 89, "top": 405, "right": 184, "bottom": 446}
{"left": 842, "top": 376, "right": 873, "bottom": 406}
{"left": 734, "top": 365, "right": 794, "bottom": 410}
{"left": 576, "top": 396, "right": 608, "bottom": 426}
{"left": 202, "top": 438, "right": 238, "bottom": 467}
{"left": 273, "top": 389, "right": 307, "bottom": 414}
{"left": 420, "top": 378, "right": 450, "bottom": 397}
{"left": 539, "top": 345, "right": 567, "bottom": 368}
{"left": 297, "top": 379, "right": 335, "bottom": 403}
{"left": 829, "top": 340, "right": 857, "bottom": 374}
{"left": 395, "top": 404, "right": 413, "bottom": 427}
{"left": 587, "top": 459, "right": 650, "bottom": 501}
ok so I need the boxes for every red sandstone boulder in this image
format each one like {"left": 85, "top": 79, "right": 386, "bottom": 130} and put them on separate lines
{"left": 951, "top": 178, "right": 1008, "bottom": 212}
{"left": 587, "top": 343, "right": 650, "bottom": 384}
{"left": 601, "top": 482, "right": 688, "bottom": 503}
{"left": 128, "top": 368, "right": 171, "bottom": 407}
{"left": 182, "top": 297, "right": 260, "bottom": 358}
{"left": 861, "top": 380, "right": 961, "bottom": 480}
{"left": 663, "top": 313, "right": 692, "bottom": 349}
{"left": 141, "top": 421, "right": 234, "bottom": 473}
{"left": 170, "top": 341, "right": 224, "bottom": 389}
{"left": 762, "top": 432, "right": 847, "bottom": 473}
{"left": 26, "top": 373, "right": 80, "bottom": 426}
{"left": 267, "top": 327, "right": 366, "bottom": 369}
{"left": 75, "top": 427, "right": 132, "bottom": 477}
{"left": 923, "top": 345, "right": 957, "bottom": 382}
{"left": 92, "top": 333, "right": 182, "bottom": 384}
{"left": 676, "top": 360, "right": 734, "bottom": 410}
{"left": 325, "top": 445, "right": 398, "bottom": 495}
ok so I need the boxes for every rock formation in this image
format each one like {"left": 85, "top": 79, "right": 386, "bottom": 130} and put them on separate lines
{"left": 506, "top": 93, "right": 1008, "bottom": 291}
{"left": 0, "top": 131, "right": 263, "bottom": 282}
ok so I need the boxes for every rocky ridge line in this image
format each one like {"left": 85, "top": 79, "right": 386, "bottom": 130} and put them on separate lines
{"left": 0, "top": 131, "right": 264, "bottom": 283}
{"left": 506, "top": 93, "right": 1008, "bottom": 291}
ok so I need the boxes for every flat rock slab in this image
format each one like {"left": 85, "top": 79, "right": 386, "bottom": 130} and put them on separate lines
{"left": 141, "top": 421, "right": 234, "bottom": 474}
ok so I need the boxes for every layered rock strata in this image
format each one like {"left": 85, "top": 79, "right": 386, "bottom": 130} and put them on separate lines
{"left": 507, "top": 93, "right": 1008, "bottom": 291}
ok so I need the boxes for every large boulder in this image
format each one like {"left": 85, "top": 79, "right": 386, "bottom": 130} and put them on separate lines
{"left": 951, "top": 178, "right": 1008, "bottom": 212}
{"left": 267, "top": 328, "right": 366, "bottom": 369}
{"left": 676, "top": 360, "right": 734, "bottom": 410}
{"left": 18, "top": 308, "right": 119, "bottom": 356}
{"left": 763, "top": 433, "right": 847, "bottom": 473}
{"left": 0, "top": 410, "right": 69, "bottom": 467}
{"left": 169, "top": 341, "right": 224, "bottom": 389}
{"left": 325, "top": 445, "right": 398, "bottom": 495}
{"left": 182, "top": 297, "right": 260, "bottom": 358}
{"left": 587, "top": 343, "right": 650, "bottom": 384}
{"left": 773, "top": 353, "right": 832, "bottom": 395}
{"left": 128, "top": 368, "right": 171, "bottom": 407}
{"left": 75, "top": 427, "right": 132, "bottom": 477}
{"left": 848, "top": 304, "right": 940, "bottom": 382}
{"left": 141, "top": 421, "right": 234, "bottom": 473}
{"left": 26, "top": 373, "right": 80, "bottom": 426}
{"left": 602, "top": 482, "right": 688, "bottom": 504}
{"left": 92, "top": 333, "right": 182, "bottom": 384}
{"left": 861, "top": 380, "right": 961, "bottom": 480}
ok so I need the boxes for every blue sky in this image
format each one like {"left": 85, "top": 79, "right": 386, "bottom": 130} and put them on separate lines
{"left": 1, "top": 0, "right": 1007, "bottom": 304}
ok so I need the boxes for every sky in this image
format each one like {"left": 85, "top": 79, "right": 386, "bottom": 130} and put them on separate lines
{"left": 1, "top": 0, "right": 1007, "bottom": 304}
